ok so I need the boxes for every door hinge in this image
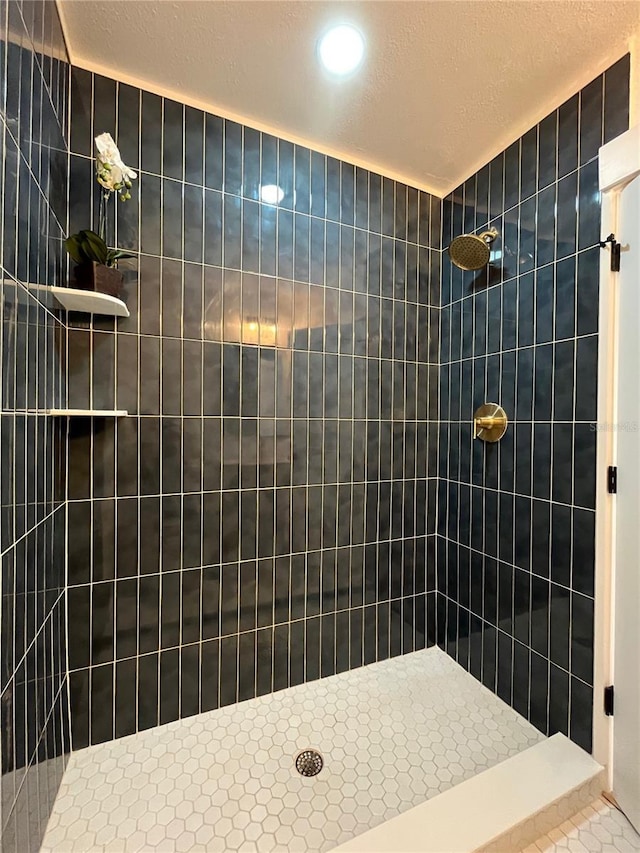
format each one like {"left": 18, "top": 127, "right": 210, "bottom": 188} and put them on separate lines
{"left": 600, "top": 233, "right": 621, "bottom": 272}
{"left": 604, "top": 685, "right": 614, "bottom": 716}
{"left": 607, "top": 466, "right": 617, "bottom": 494}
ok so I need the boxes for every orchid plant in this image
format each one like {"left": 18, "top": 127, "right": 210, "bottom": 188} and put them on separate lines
{"left": 65, "top": 132, "right": 138, "bottom": 269}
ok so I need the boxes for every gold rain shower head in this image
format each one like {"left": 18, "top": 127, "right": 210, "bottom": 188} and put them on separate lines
{"left": 448, "top": 228, "right": 499, "bottom": 271}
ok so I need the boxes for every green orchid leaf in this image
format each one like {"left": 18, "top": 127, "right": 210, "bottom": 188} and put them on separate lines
{"left": 107, "top": 250, "right": 136, "bottom": 260}
{"left": 64, "top": 234, "right": 86, "bottom": 264}
{"left": 106, "top": 249, "right": 136, "bottom": 268}
{"left": 81, "top": 229, "right": 104, "bottom": 241}
{"left": 81, "top": 230, "right": 109, "bottom": 265}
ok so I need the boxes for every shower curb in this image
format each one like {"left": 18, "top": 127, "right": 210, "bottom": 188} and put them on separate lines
{"left": 331, "top": 733, "right": 604, "bottom": 853}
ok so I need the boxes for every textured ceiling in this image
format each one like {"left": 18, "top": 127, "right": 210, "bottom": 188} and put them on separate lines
{"left": 57, "top": 0, "right": 640, "bottom": 196}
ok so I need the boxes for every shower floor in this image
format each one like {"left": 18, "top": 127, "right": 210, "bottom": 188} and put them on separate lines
{"left": 42, "top": 647, "right": 542, "bottom": 853}
{"left": 524, "top": 798, "right": 640, "bottom": 852}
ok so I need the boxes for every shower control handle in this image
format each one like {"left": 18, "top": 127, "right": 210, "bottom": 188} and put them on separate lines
{"left": 475, "top": 416, "right": 504, "bottom": 429}
{"left": 473, "top": 403, "right": 508, "bottom": 442}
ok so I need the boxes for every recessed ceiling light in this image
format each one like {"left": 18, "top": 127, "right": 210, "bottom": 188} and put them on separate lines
{"left": 318, "top": 24, "right": 365, "bottom": 76}
{"left": 260, "top": 184, "right": 284, "bottom": 205}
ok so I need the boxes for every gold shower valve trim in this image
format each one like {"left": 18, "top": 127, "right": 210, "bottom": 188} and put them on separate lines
{"left": 473, "top": 403, "right": 508, "bottom": 442}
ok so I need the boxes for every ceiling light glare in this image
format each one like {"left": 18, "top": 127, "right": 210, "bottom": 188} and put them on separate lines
{"left": 318, "top": 24, "right": 365, "bottom": 76}
{"left": 260, "top": 184, "right": 285, "bottom": 205}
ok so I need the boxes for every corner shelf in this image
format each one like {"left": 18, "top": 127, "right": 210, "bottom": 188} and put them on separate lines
{"left": 46, "top": 409, "right": 128, "bottom": 417}
{"left": 2, "top": 280, "right": 129, "bottom": 318}
{"left": 31, "top": 284, "right": 130, "bottom": 318}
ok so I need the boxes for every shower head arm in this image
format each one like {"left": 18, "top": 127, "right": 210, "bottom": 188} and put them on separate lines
{"left": 478, "top": 228, "right": 499, "bottom": 244}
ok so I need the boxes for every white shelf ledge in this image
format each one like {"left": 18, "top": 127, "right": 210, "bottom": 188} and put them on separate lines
{"left": 46, "top": 409, "right": 128, "bottom": 417}
{"left": 2, "top": 280, "right": 129, "bottom": 317}
{"left": 31, "top": 284, "right": 130, "bottom": 317}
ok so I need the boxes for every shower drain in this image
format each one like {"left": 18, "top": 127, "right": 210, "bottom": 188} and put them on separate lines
{"left": 295, "top": 749, "right": 323, "bottom": 777}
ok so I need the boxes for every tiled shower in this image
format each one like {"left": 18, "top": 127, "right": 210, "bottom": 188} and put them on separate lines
{"left": 0, "top": 0, "right": 632, "bottom": 850}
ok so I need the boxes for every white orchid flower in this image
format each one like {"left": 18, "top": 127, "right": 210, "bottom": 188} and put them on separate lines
{"left": 95, "top": 132, "right": 119, "bottom": 162}
{"left": 94, "top": 132, "right": 137, "bottom": 199}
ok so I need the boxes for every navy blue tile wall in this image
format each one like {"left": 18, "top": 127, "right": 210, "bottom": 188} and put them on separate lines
{"left": 437, "top": 56, "right": 630, "bottom": 753}
{"left": 0, "top": 1, "right": 71, "bottom": 850}
{"left": 66, "top": 70, "right": 442, "bottom": 747}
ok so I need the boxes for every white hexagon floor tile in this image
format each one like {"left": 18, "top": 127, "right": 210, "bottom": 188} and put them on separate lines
{"left": 42, "top": 647, "right": 542, "bottom": 852}
{"left": 523, "top": 798, "right": 640, "bottom": 853}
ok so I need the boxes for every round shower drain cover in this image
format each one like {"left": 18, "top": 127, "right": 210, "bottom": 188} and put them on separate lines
{"left": 295, "top": 749, "right": 323, "bottom": 777}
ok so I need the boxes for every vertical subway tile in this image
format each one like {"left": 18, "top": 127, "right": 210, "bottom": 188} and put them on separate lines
{"left": 558, "top": 94, "right": 578, "bottom": 179}
{"left": 604, "top": 53, "right": 630, "bottom": 144}
{"left": 579, "top": 75, "right": 603, "bottom": 165}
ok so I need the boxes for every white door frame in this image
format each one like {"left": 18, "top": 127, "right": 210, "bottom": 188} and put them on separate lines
{"left": 593, "top": 124, "right": 640, "bottom": 785}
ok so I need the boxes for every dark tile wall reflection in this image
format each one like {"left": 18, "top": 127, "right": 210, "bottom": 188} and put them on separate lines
{"left": 66, "top": 70, "right": 442, "bottom": 746}
{"left": 0, "top": 1, "right": 71, "bottom": 850}
{"left": 437, "top": 56, "right": 630, "bottom": 752}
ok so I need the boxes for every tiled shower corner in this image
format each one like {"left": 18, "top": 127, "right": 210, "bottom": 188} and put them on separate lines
{"left": 0, "top": 0, "right": 72, "bottom": 849}
{"left": 436, "top": 54, "right": 630, "bottom": 754}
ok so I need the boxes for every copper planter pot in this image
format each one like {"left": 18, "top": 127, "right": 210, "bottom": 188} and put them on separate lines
{"left": 74, "top": 262, "right": 124, "bottom": 298}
